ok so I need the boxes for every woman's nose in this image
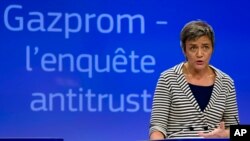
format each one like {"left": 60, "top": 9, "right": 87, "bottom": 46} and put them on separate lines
{"left": 196, "top": 48, "right": 203, "bottom": 57}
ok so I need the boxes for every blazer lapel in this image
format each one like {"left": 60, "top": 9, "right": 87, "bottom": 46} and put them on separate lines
{"left": 175, "top": 63, "right": 201, "bottom": 113}
{"left": 174, "top": 63, "right": 225, "bottom": 125}
{"left": 204, "top": 69, "right": 223, "bottom": 112}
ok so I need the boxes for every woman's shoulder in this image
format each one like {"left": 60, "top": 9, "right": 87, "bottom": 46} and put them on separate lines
{"left": 160, "top": 63, "right": 183, "bottom": 77}
{"left": 210, "top": 65, "right": 234, "bottom": 82}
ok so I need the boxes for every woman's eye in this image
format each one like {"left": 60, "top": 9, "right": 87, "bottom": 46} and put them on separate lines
{"left": 203, "top": 46, "right": 210, "bottom": 51}
{"left": 190, "top": 46, "right": 197, "bottom": 51}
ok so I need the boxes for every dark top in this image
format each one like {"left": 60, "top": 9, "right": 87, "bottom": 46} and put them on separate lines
{"left": 189, "top": 83, "right": 214, "bottom": 111}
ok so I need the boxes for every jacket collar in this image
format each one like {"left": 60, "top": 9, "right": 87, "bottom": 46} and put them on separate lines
{"left": 173, "top": 62, "right": 224, "bottom": 122}
{"left": 173, "top": 62, "right": 225, "bottom": 79}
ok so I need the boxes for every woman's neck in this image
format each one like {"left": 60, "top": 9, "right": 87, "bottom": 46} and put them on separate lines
{"left": 183, "top": 62, "right": 215, "bottom": 86}
{"left": 185, "top": 63, "right": 212, "bottom": 78}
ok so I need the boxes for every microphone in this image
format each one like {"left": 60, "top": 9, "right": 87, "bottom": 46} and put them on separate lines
{"left": 234, "top": 115, "right": 240, "bottom": 125}
{"left": 230, "top": 115, "right": 250, "bottom": 140}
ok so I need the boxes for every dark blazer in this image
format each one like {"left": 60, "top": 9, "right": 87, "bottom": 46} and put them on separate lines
{"left": 150, "top": 62, "right": 239, "bottom": 138}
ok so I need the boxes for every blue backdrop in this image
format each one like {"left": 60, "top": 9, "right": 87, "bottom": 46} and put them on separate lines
{"left": 0, "top": 0, "right": 250, "bottom": 141}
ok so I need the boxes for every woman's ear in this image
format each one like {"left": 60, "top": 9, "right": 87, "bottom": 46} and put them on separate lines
{"left": 181, "top": 46, "right": 186, "bottom": 56}
{"left": 181, "top": 47, "right": 188, "bottom": 61}
{"left": 181, "top": 47, "right": 185, "bottom": 54}
{"left": 180, "top": 41, "right": 188, "bottom": 61}
{"left": 180, "top": 41, "right": 184, "bottom": 53}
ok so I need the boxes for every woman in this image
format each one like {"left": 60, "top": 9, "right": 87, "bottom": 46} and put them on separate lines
{"left": 149, "top": 20, "right": 239, "bottom": 140}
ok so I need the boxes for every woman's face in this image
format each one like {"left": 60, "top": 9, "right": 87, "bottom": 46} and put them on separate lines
{"left": 184, "top": 36, "right": 213, "bottom": 71}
